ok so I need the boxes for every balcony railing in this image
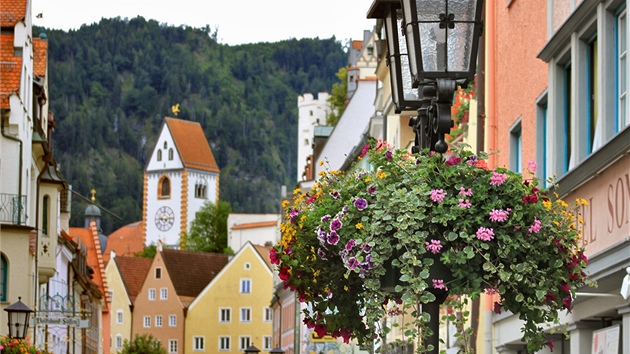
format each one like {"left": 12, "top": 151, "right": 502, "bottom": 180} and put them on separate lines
{"left": 0, "top": 193, "right": 27, "bottom": 225}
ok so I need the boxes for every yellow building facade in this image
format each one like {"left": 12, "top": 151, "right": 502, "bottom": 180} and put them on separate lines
{"left": 185, "top": 243, "right": 274, "bottom": 354}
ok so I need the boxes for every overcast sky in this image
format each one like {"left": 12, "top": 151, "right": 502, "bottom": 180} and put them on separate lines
{"left": 32, "top": 0, "right": 377, "bottom": 45}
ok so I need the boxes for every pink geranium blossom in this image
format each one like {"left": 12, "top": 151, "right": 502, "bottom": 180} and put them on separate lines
{"left": 490, "top": 171, "right": 508, "bottom": 186}
{"left": 476, "top": 227, "right": 495, "bottom": 241}
{"left": 430, "top": 189, "right": 447, "bottom": 202}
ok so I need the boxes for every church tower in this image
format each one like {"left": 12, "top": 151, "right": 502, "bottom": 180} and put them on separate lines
{"left": 142, "top": 117, "right": 220, "bottom": 248}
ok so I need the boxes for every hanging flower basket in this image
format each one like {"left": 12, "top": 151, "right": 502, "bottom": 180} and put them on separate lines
{"left": 271, "top": 141, "right": 589, "bottom": 353}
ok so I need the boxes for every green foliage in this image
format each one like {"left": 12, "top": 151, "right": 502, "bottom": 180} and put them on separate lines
{"left": 326, "top": 66, "right": 348, "bottom": 125}
{"left": 185, "top": 200, "right": 232, "bottom": 253}
{"left": 135, "top": 244, "right": 157, "bottom": 258}
{"left": 121, "top": 334, "right": 167, "bottom": 354}
{"left": 36, "top": 17, "right": 346, "bottom": 234}
{"left": 273, "top": 142, "right": 590, "bottom": 352}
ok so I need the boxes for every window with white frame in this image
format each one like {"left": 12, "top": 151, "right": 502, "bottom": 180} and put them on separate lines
{"left": 156, "top": 315, "right": 163, "bottom": 327}
{"left": 263, "top": 336, "right": 273, "bottom": 351}
{"left": 617, "top": 7, "right": 628, "bottom": 129}
{"left": 540, "top": 1, "right": 630, "bottom": 178}
{"left": 219, "top": 336, "right": 230, "bottom": 351}
{"left": 109, "top": 290, "right": 113, "bottom": 302}
{"left": 195, "top": 178, "right": 208, "bottom": 199}
{"left": 193, "top": 336, "right": 205, "bottom": 351}
{"left": 144, "top": 316, "right": 151, "bottom": 328}
{"left": 169, "top": 339, "right": 178, "bottom": 353}
{"left": 116, "top": 334, "right": 123, "bottom": 349}
{"left": 169, "top": 314, "right": 176, "bottom": 327}
{"left": 116, "top": 310, "right": 123, "bottom": 325}
{"left": 264, "top": 307, "right": 272, "bottom": 322}
{"left": 509, "top": 119, "right": 522, "bottom": 173}
{"left": 536, "top": 93, "right": 550, "bottom": 185}
{"left": 160, "top": 288, "right": 168, "bottom": 300}
{"left": 149, "top": 288, "right": 156, "bottom": 300}
{"left": 240, "top": 279, "right": 251, "bottom": 294}
{"left": 219, "top": 308, "right": 231, "bottom": 323}
{"left": 239, "top": 336, "right": 251, "bottom": 351}
{"left": 240, "top": 307, "right": 251, "bottom": 322}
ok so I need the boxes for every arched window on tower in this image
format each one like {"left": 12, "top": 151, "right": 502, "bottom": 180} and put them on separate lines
{"left": 158, "top": 176, "right": 171, "bottom": 199}
{"left": 168, "top": 148, "right": 174, "bottom": 161}
{"left": 164, "top": 141, "right": 168, "bottom": 149}
{"left": 195, "top": 178, "right": 208, "bottom": 199}
{"left": 157, "top": 150, "right": 162, "bottom": 161}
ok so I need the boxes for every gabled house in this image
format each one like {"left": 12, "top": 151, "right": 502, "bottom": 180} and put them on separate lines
{"left": 68, "top": 219, "right": 112, "bottom": 354}
{"left": 143, "top": 117, "right": 220, "bottom": 249}
{"left": 132, "top": 247, "right": 229, "bottom": 353}
{"left": 105, "top": 253, "right": 152, "bottom": 353}
{"left": 186, "top": 242, "right": 274, "bottom": 354}
{"left": 1, "top": 0, "right": 69, "bottom": 342}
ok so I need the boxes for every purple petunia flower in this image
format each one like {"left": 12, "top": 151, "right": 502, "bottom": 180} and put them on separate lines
{"left": 321, "top": 214, "right": 331, "bottom": 222}
{"left": 363, "top": 244, "right": 372, "bottom": 253}
{"left": 329, "top": 191, "right": 340, "bottom": 199}
{"left": 330, "top": 218, "right": 342, "bottom": 231}
{"left": 317, "top": 248, "right": 328, "bottom": 260}
{"left": 354, "top": 198, "right": 367, "bottom": 211}
{"left": 347, "top": 257, "right": 359, "bottom": 270}
{"left": 367, "top": 185, "right": 377, "bottom": 194}
{"left": 385, "top": 151, "right": 393, "bottom": 161}
{"left": 327, "top": 231, "right": 340, "bottom": 245}
{"left": 345, "top": 239, "right": 356, "bottom": 251}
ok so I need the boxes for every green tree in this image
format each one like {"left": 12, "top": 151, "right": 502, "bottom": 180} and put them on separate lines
{"left": 121, "top": 334, "right": 167, "bottom": 354}
{"left": 134, "top": 244, "right": 157, "bottom": 258}
{"left": 326, "top": 66, "right": 348, "bottom": 125}
{"left": 185, "top": 200, "right": 232, "bottom": 253}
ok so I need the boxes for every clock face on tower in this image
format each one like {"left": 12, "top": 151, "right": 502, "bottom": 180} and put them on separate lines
{"left": 155, "top": 206, "right": 175, "bottom": 231}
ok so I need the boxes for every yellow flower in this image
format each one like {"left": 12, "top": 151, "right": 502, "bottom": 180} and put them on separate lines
{"left": 344, "top": 285, "right": 349, "bottom": 291}
{"left": 543, "top": 200, "right": 552, "bottom": 210}
{"left": 577, "top": 198, "right": 589, "bottom": 206}
{"left": 376, "top": 170, "right": 387, "bottom": 179}
{"left": 319, "top": 160, "right": 324, "bottom": 166}
{"left": 365, "top": 177, "right": 372, "bottom": 183}
{"left": 282, "top": 200, "right": 290, "bottom": 208}
{"left": 356, "top": 222, "right": 363, "bottom": 230}
{"left": 293, "top": 188, "right": 301, "bottom": 195}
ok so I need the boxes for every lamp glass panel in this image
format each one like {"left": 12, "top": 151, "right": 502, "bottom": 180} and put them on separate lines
{"left": 449, "top": 0, "right": 478, "bottom": 21}
{"left": 447, "top": 22, "right": 475, "bottom": 72}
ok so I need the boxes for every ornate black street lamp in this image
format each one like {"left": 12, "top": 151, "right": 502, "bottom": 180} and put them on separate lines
{"left": 244, "top": 345, "right": 260, "bottom": 354}
{"left": 4, "top": 297, "right": 34, "bottom": 339}
{"left": 367, "top": 1, "right": 484, "bottom": 353}
{"left": 368, "top": 0, "right": 483, "bottom": 153}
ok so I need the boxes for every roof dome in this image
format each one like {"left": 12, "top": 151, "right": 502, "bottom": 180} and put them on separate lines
{"left": 84, "top": 204, "right": 101, "bottom": 217}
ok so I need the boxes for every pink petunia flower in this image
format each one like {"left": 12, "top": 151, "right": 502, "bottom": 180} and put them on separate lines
{"left": 432, "top": 279, "right": 448, "bottom": 290}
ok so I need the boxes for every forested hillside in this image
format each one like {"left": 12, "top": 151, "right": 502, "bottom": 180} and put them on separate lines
{"left": 39, "top": 17, "right": 347, "bottom": 234}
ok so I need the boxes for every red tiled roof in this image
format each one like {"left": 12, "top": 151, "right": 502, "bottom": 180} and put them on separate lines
{"left": 69, "top": 223, "right": 111, "bottom": 307}
{"left": 0, "top": 0, "right": 26, "bottom": 27}
{"left": 161, "top": 249, "right": 228, "bottom": 297}
{"left": 231, "top": 220, "right": 277, "bottom": 230}
{"left": 32, "top": 37, "right": 47, "bottom": 77}
{"left": 0, "top": 33, "right": 22, "bottom": 109}
{"left": 352, "top": 40, "right": 362, "bottom": 51}
{"left": 253, "top": 244, "right": 273, "bottom": 270}
{"left": 114, "top": 255, "right": 152, "bottom": 302}
{"left": 165, "top": 117, "right": 220, "bottom": 173}
{"left": 104, "top": 221, "right": 145, "bottom": 263}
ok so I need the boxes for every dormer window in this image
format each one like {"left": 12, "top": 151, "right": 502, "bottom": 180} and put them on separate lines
{"left": 367, "top": 45, "right": 374, "bottom": 55}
